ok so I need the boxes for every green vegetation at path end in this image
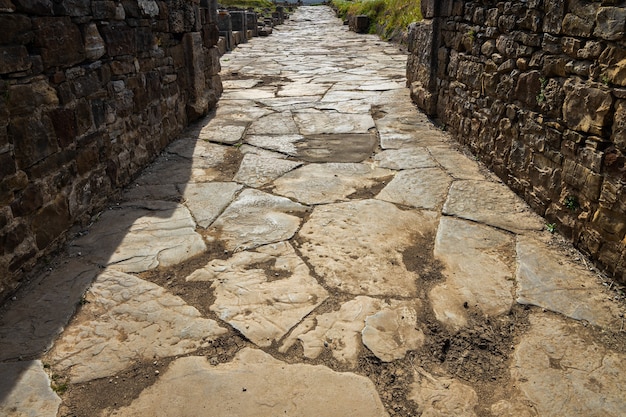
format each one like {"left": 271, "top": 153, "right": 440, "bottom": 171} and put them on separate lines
{"left": 219, "top": 0, "right": 275, "bottom": 12}
{"left": 331, "top": 0, "right": 422, "bottom": 40}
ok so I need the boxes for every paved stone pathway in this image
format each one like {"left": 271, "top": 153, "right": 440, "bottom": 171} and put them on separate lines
{"left": 2, "top": 6, "right": 626, "bottom": 417}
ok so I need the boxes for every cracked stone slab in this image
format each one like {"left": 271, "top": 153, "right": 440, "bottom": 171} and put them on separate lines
{"left": 70, "top": 201, "right": 206, "bottom": 273}
{"left": 298, "top": 199, "right": 439, "bottom": 296}
{"left": 443, "top": 180, "right": 545, "bottom": 234}
{"left": 181, "top": 182, "right": 243, "bottom": 228}
{"left": 272, "top": 163, "right": 393, "bottom": 205}
{"left": 278, "top": 82, "right": 331, "bottom": 97}
{"left": 233, "top": 153, "right": 302, "bottom": 188}
{"left": 293, "top": 111, "right": 375, "bottom": 135}
{"left": 209, "top": 189, "right": 308, "bottom": 251}
{"left": 187, "top": 242, "right": 327, "bottom": 347}
{"left": 428, "top": 146, "right": 486, "bottom": 180}
{"left": 511, "top": 314, "right": 626, "bottom": 416}
{"left": 409, "top": 367, "right": 478, "bottom": 417}
{"left": 110, "top": 349, "right": 389, "bottom": 417}
{"left": 295, "top": 133, "right": 377, "bottom": 162}
{"left": 516, "top": 236, "right": 622, "bottom": 329}
{"left": 430, "top": 217, "right": 515, "bottom": 328}
{"left": 245, "top": 134, "right": 303, "bottom": 156}
{"left": 376, "top": 168, "right": 452, "bottom": 210}
{"left": 0, "top": 360, "right": 61, "bottom": 417}
{"left": 248, "top": 111, "right": 299, "bottom": 135}
{"left": 0, "top": 260, "right": 99, "bottom": 361}
{"left": 48, "top": 269, "right": 227, "bottom": 383}
{"left": 374, "top": 148, "right": 437, "bottom": 170}
{"left": 198, "top": 121, "right": 248, "bottom": 145}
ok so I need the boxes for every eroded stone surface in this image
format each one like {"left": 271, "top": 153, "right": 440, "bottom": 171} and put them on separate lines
{"left": 376, "top": 168, "right": 452, "bottom": 209}
{"left": 511, "top": 314, "right": 626, "bottom": 416}
{"left": 70, "top": 201, "right": 206, "bottom": 273}
{"left": 429, "top": 146, "right": 486, "bottom": 180}
{"left": 187, "top": 242, "right": 327, "bottom": 347}
{"left": 273, "top": 163, "right": 393, "bottom": 205}
{"left": 245, "top": 134, "right": 303, "bottom": 156}
{"left": 293, "top": 111, "right": 375, "bottom": 134}
{"left": 209, "top": 189, "right": 308, "bottom": 251}
{"left": 295, "top": 133, "right": 377, "bottom": 162}
{"left": 248, "top": 111, "right": 299, "bottom": 135}
{"left": 516, "top": 236, "right": 622, "bottom": 329}
{"left": 430, "top": 217, "right": 515, "bottom": 328}
{"left": 182, "top": 182, "right": 243, "bottom": 228}
{"left": 298, "top": 199, "right": 438, "bottom": 296}
{"left": 110, "top": 349, "right": 389, "bottom": 417}
{"left": 410, "top": 368, "right": 478, "bottom": 417}
{"left": 374, "top": 148, "right": 437, "bottom": 170}
{"left": 233, "top": 153, "right": 302, "bottom": 188}
{"left": 49, "top": 270, "right": 226, "bottom": 383}
{"left": 443, "top": 180, "right": 545, "bottom": 234}
{"left": 0, "top": 361, "right": 61, "bottom": 417}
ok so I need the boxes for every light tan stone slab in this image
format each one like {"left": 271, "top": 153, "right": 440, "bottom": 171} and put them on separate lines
{"left": 220, "top": 88, "right": 276, "bottom": 100}
{"left": 376, "top": 168, "right": 452, "bottom": 210}
{"left": 430, "top": 217, "right": 515, "bottom": 328}
{"left": 233, "top": 153, "right": 302, "bottom": 188}
{"left": 278, "top": 82, "right": 331, "bottom": 97}
{"left": 70, "top": 201, "right": 206, "bottom": 273}
{"left": 511, "top": 314, "right": 626, "bottom": 416}
{"left": 410, "top": 368, "right": 478, "bottom": 417}
{"left": 49, "top": 269, "right": 227, "bottom": 383}
{"left": 110, "top": 349, "right": 389, "bottom": 417}
{"left": 181, "top": 182, "right": 243, "bottom": 228}
{"left": 198, "top": 121, "right": 247, "bottom": 144}
{"left": 221, "top": 79, "right": 261, "bottom": 89}
{"left": 272, "top": 163, "right": 393, "bottom": 205}
{"left": 0, "top": 360, "right": 60, "bottom": 417}
{"left": 428, "top": 146, "right": 486, "bottom": 180}
{"left": 313, "top": 99, "right": 371, "bottom": 114}
{"left": 362, "top": 301, "right": 425, "bottom": 362}
{"left": 443, "top": 180, "right": 545, "bottom": 234}
{"left": 374, "top": 148, "right": 437, "bottom": 170}
{"left": 187, "top": 242, "right": 327, "bottom": 347}
{"left": 209, "top": 189, "right": 308, "bottom": 251}
{"left": 245, "top": 134, "right": 303, "bottom": 156}
{"left": 293, "top": 111, "right": 375, "bottom": 135}
{"left": 248, "top": 111, "right": 299, "bottom": 135}
{"left": 516, "top": 236, "right": 622, "bottom": 329}
{"left": 298, "top": 199, "right": 439, "bottom": 296}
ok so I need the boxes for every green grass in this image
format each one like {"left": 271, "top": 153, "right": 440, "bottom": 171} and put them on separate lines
{"left": 219, "top": 0, "right": 274, "bottom": 12}
{"left": 332, "top": 0, "right": 422, "bottom": 40}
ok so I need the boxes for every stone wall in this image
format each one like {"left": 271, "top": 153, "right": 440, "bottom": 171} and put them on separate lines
{"left": 408, "top": 0, "right": 626, "bottom": 284}
{"left": 0, "top": 0, "right": 223, "bottom": 301}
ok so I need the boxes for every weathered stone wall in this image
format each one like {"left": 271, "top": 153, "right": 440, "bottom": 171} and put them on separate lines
{"left": 408, "top": 0, "right": 626, "bottom": 284}
{"left": 0, "top": 0, "right": 222, "bottom": 300}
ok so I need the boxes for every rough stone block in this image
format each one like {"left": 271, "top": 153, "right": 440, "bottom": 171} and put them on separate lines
{"left": 563, "top": 78, "right": 613, "bottom": 135}
{"left": 613, "top": 100, "right": 626, "bottom": 152}
{"left": 32, "top": 17, "right": 85, "bottom": 68}
{"left": 32, "top": 195, "right": 71, "bottom": 249}
{"left": 100, "top": 22, "right": 136, "bottom": 57}
{"left": 12, "top": 0, "right": 52, "bottom": 15}
{"left": 0, "top": 46, "right": 31, "bottom": 74}
{"left": 10, "top": 183, "right": 43, "bottom": 217}
{"left": 49, "top": 108, "right": 77, "bottom": 148}
{"left": 7, "top": 78, "right": 58, "bottom": 116}
{"left": 0, "top": 14, "right": 33, "bottom": 44}
{"left": 92, "top": 1, "right": 117, "bottom": 19}
{"left": 9, "top": 115, "right": 58, "bottom": 169}
{"left": 594, "top": 7, "right": 626, "bottom": 41}
{"left": 83, "top": 23, "right": 106, "bottom": 61}
{"left": 52, "top": 0, "right": 90, "bottom": 16}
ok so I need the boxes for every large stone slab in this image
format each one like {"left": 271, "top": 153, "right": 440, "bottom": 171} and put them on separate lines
{"left": 511, "top": 314, "right": 626, "bottom": 416}
{"left": 278, "top": 82, "right": 331, "bottom": 97}
{"left": 298, "top": 199, "right": 439, "bottom": 296}
{"left": 209, "top": 189, "right": 308, "bottom": 251}
{"left": 376, "top": 168, "right": 452, "bottom": 210}
{"left": 182, "top": 182, "right": 243, "bottom": 228}
{"left": 293, "top": 111, "right": 375, "bottom": 134}
{"left": 443, "top": 180, "right": 545, "bottom": 234}
{"left": 248, "top": 111, "right": 299, "bottom": 135}
{"left": 0, "top": 361, "right": 61, "bottom": 417}
{"left": 410, "top": 367, "right": 478, "bottom": 417}
{"left": 374, "top": 148, "right": 437, "bottom": 170}
{"left": 295, "top": 133, "right": 377, "bottom": 162}
{"left": 245, "top": 134, "right": 303, "bottom": 156}
{"left": 198, "top": 120, "right": 248, "bottom": 144}
{"left": 110, "top": 349, "right": 389, "bottom": 417}
{"left": 49, "top": 269, "right": 227, "bottom": 383}
{"left": 428, "top": 146, "right": 486, "bottom": 180}
{"left": 272, "top": 163, "right": 393, "bottom": 205}
{"left": 430, "top": 217, "right": 515, "bottom": 328}
{"left": 233, "top": 153, "right": 302, "bottom": 188}
{"left": 516, "top": 236, "right": 622, "bottom": 329}
{"left": 70, "top": 201, "right": 206, "bottom": 273}
{"left": 187, "top": 242, "right": 328, "bottom": 347}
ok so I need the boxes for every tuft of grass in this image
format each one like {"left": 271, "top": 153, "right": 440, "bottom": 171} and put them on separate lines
{"left": 218, "top": 0, "right": 274, "bottom": 12}
{"left": 332, "top": 0, "right": 422, "bottom": 40}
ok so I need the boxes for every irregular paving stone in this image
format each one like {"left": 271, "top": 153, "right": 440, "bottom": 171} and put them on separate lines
{"left": 374, "top": 148, "right": 437, "bottom": 170}
{"left": 70, "top": 201, "right": 206, "bottom": 273}
{"left": 410, "top": 368, "right": 478, "bottom": 417}
{"left": 428, "top": 146, "right": 486, "bottom": 180}
{"left": 376, "top": 168, "right": 452, "bottom": 210}
{"left": 443, "top": 180, "right": 545, "bottom": 234}
{"left": 121, "top": 184, "right": 179, "bottom": 202}
{"left": 215, "top": 100, "right": 273, "bottom": 122}
{"left": 0, "top": 360, "right": 61, "bottom": 417}
{"left": 187, "top": 242, "right": 327, "bottom": 347}
{"left": 182, "top": 182, "right": 243, "bottom": 228}
{"left": 233, "top": 153, "right": 302, "bottom": 188}
{"left": 247, "top": 111, "right": 299, "bottom": 135}
{"left": 245, "top": 134, "right": 304, "bottom": 156}
{"left": 430, "top": 217, "right": 515, "bottom": 328}
{"left": 516, "top": 236, "right": 622, "bottom": 329}
{"left": 295, "top": 133, "right": 377, "bottom": 162}
{"left": 0, "top": 260, "right": 99, "bottom": 361}
{"left": 49, "top": 269, "right": 227, "bottom": 383}
{"left": 198, "top": 120, "right": 247, "bottom": 144}
{"left": 490, "top": 400, "right": 537, "bottom": 417}
{"left": 272, "top": 163, "right": 393, "bottom": 205}
{"left": 110, "top": 349, "right": 389, "bottom": 417}
{"left": 362, "top": 301, "right": 425, "bottom": 362}
{"left": 511, "top": 314, "right": 626, "bottom": 416}
{"left": 209, "top": 189, "right": 308, "bottom": 251}
{"left": 298, "top": 199, "right": 438, "bottom": 296}
{"left": 293, "top": 111, "right": 375, "bottom": 134}
{"left": 278, "top": 82, "right": 331, "bottom": 97}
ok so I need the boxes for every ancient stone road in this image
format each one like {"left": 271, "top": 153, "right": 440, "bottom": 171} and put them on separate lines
{"left": 2, "top": 6, "right": 626, "bottom": 417}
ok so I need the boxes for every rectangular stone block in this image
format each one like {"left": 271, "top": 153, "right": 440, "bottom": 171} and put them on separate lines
{"left": 32, "top": 17, "right": 84, "bottom": 68}
{"left": 0, "top": 46, "right": 31, "bottom": 75}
